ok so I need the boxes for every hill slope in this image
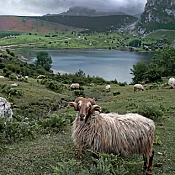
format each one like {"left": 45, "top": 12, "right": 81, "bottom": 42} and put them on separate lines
{"left": 35, "top": 15, "right": 138, "bottom": 33}
{"left": 0, "top": 16, "right": 85, "bottom": 34}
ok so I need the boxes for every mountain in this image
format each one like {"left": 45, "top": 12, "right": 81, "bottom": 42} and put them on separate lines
{"left": 36, "top": 14, "right": 137, "bottom": 33}
{"left": 136, "top": 0, "right": 175, "bottom": 34}
{"left": 45, "top": 6, "right": 128, "bottom": 17}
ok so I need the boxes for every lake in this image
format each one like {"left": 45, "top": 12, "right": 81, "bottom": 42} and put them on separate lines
{"left": 17, "top": 49, "right": 154, "bottom": 84}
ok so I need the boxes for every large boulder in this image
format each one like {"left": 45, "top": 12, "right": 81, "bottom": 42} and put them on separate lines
{"left": 0, "top": 97, "right": 13, "bottom": 118}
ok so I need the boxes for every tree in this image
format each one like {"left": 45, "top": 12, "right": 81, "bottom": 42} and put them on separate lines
{"left": 129, "top": 39, "right": 141, "bottom": 47}
{"left": 130, "top": 62, "right": 148, "bottom": 84}
{"left": 144, "top": 63, "right": 163, "bottom": 82}
{"left": 151, "top": 46, "right": 175, "bottom": 76}
{"left": 35, "top": 51, "right": 52, "bottom": 71}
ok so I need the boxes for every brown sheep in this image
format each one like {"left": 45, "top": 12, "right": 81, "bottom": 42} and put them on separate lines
{"left": 68, "top": 97, "right": 155, "bottom": 175}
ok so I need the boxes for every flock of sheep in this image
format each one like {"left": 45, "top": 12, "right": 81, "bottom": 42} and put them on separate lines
{"left": 1, "top": 76, "right": 175, "bottom": 174}
{"left": 67, "top": 77, "right": 175, "bottom": 174}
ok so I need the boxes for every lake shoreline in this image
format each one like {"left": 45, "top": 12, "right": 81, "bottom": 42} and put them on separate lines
{"left": 17, "top": 49, "right": 153, "bottom": 83}
{"left": 16, "top": 47, "right": 154, "bottom": 62}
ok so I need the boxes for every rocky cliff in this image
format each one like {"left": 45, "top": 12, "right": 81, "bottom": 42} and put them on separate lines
{"left": 136, "top": 0, "right": 175, "bottom": 34}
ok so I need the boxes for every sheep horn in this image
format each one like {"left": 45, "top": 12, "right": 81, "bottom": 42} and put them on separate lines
{"left": 90, "top": 105, "right": 101, "bottom": 114}
{"left": 67, "top": 102, "right": 78, "bottom": 111}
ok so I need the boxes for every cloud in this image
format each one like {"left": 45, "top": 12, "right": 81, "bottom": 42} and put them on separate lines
{"left": 0, "top": 0, "right": 147, "bottom": 16}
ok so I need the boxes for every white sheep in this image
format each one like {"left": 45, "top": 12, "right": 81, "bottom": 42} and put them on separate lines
{"left": 68, "top": 97, "right": 155, "bottom": 175}
{"left": 168, "top": 77, "right": 175, "bottom": 89}
{"left": 105, "top": 84, "right": 111, "bottom": 92}
{"left": 0, "top": 97, "right": 13, "bottom": 118}
{"left": 37, "top": 75, "right": 46, "bottom": 79}
{"left": 69, "top": 83, "right": 80, "bottom": 90}
{"left": 11, "top": 83, "right": 18, "bottom": 87}
{"left": 0, "top": 75, "right": 4, "bottom": 78}
{"left": 134, "top": 84, "right": 144, "bottom": 92}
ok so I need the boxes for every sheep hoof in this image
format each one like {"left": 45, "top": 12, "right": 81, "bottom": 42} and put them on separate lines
{"left": 146, "top": 170, "right": 152, "bottom": 175}
{"left": 142, "top": 167, "right": 147, "bottom": 172}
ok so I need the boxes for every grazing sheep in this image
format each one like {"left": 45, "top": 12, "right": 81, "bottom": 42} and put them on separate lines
{"left": 0, "top": 97, "right": 13, "bottom": 118}
{"left": 11, "top": 83, "right": 18, "bottom": 87}
{"left": 37, "top": 75, "right": 46, "bottom": 79}
{"left": 134, "top": 84, "right": 144, "bottom": 92}
{"left": 105, "top": 84, "right": 111, "bottom": 92}
{"left": 69, "top": 83, "right": 80, "bottom": 90}
{"left": 68, "top": 97, "right": 155, "bottom": 175}
{"left": 0, "top": 75, "right": 4, "bottom": 78}
{"left": 168, "top": 77, "right": 175, "bottom": 89}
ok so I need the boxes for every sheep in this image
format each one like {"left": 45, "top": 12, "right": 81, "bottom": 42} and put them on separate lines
{"left": 168, "top": 77, "right": 175, "bottom": 89}
{"left": 0, "top": 97, "right": 13, "bottom": 118}
{"left": 37, "top": 75, "right": 46, "bottom": 79}
{"left": 11, "top": 83, "right": 18, "bottom": 87}
{"left": 105, "top": 84, "right": 111, "bottom": 92}
{"left": 68, "top": 97, "right": 155, "bottom": 175}
{"left": 0, "top": 75, "right": 4, "bottom": 78}
{"left": 134, "top": 84, "right": 144, "bottom": 92}
{"left": 69, "top": 83, "right": 80, "bottom": 90}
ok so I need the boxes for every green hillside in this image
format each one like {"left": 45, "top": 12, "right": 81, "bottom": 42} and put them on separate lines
{"left": 0, "top": 16, "right": 85, "bottom": 35}
{"left": 34, "top": 15, "right": 138, "bottom": 33}
{"left": 0, "top": 48, "right": 175, "bottom": 174}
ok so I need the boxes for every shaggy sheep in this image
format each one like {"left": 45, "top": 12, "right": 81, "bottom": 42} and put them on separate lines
{"left": 134, "top": 84, "right": 144, "bottom": 92}
{"left": 0, "top": 97, "right": 13, "bottom": 118}
{"left": 69, "top": 83, "right": 80, "bottom": 90}
{"left": 105, "top": 84, "right": 111, "bottom": 92}
{"left": 0, "top": 75, "right": 4, "bottom": 78}
{"left": 68, "top": 97, "right": 155, "bottom": 175}
{"left": 168, "top": 77, "right": 175, "bottom": 89}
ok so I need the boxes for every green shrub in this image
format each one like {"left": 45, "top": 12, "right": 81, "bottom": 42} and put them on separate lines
{"left": 37, "top": 113, "right": 70, "bottom": 133}
{"left": 131, "top": 104, "right": 164, "bottom": 121}
{"left": 0, "top": 63, "right": 5, "bottom": 69}
{"left": 9, "top": 73, "right": 17, "bottom": 80}
{"left": 0, "top": 117, "right": 37, "bottom": 143}
{"left": 52, "top": 153, "right": 128, "bottom": 175}
{"left": 74, "top": 90, "right": 85, "bottom": 97}
{"left": 118, "top": 82, "right": 127, "bottom": 86}
{"left": 113, "top": 91, "right": 120, "bottom": 96}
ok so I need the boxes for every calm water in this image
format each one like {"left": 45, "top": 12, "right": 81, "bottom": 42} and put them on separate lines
{"left": 18, "top": 49, "right": 154, "bottom": 84}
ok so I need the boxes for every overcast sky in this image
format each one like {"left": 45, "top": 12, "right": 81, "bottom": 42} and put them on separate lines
{"left": 0, "top": 0, "right": 147, "bottom": 16}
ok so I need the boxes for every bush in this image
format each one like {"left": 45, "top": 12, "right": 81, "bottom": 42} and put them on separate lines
{"left": 52, "top": 153, "right": 128, "bottom": 175}
{"left": 0, "top": 63, "right": 5, "bottom": 69}
{"left": 131, "top": 104, "right": 164, "bottom": 121}
{"left": 113, "top": 91, "right": 120, "bottom": 96}
{"left": 74, "top": 90, "right": 85, "bottom": 97}
{"left": 37, "top": 113, "right": 70, "bottom": 133}
{"left": 0, "top": 117, "right": 37, "bottom": 143}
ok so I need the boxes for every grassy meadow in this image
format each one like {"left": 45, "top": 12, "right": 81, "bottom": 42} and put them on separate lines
{"left": 0, "top": 76, "right": 175, "bottom": 175}
{"left": 0, "top": 29, "right": 175, "bottom": 51}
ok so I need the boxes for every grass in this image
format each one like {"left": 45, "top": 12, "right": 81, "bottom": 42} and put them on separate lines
{"left": 0, "top": 76, "right": 175, "bottom": 174}
{"left": 0, "top": 29, "right": 175, "bottom": 51}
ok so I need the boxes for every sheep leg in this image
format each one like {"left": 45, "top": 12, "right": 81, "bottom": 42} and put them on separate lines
{"left": 74, "top": 148, "right": 83, "bottom": 159}
{"left": 146, "top": 150, "right": 154, "bottom": 175}
{"left": 92, "top": 152, "right": 99, "bottom": 167}
{"left": 142, "top": 154, "right": 148, "bottom": 171}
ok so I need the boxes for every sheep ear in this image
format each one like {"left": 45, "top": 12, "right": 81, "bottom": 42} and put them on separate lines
{"left": 88, "top": 98, "right": 96, "bottom": 105}
{"left": 67, "top": 102, "right": 78, "bottom": 111}
{"left": 75, "top": 97, "right": 83, "bottom": 103}
{"left": 90, "top": 105, "right": 101, "bottom": 113}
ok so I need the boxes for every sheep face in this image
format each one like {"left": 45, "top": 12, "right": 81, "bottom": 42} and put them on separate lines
{"left": 68, "top": 97, "right": 101, "bottom": 122}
